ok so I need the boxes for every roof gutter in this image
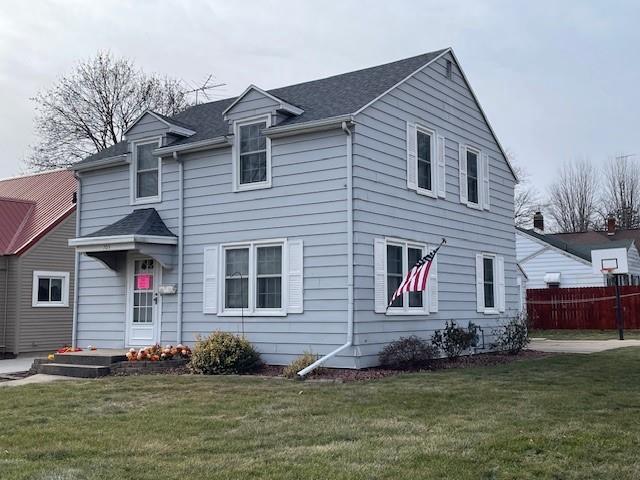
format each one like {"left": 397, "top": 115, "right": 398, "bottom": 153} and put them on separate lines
{"left": 265, "top": 115, "right": 354, "bottom": 139}
{"left": 70, "top": 154, "right": 129, "bottom": 172}
{"left": 298, "top": 120, "right": 354, "bottom": 377}
{"left": 153, "top": 136, "right": 231, "bottom": 157}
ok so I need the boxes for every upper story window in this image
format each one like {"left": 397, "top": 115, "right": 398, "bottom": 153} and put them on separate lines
{"left": 466, "top": 148, "right": 479, "bottom": 205}
{"left": 131, "top": 138, "right": 161, "bottom": 204}
{"left": 233, "top": 116, "right": 272, "bottom": 191}
{"left": 459, "top": 144, "right": 490, "bottom": 210}
{"left": 406, "top": 122, "right": 445, "bottom": 198}
{"left": 417, "top": 129, "right": 433, "bottom": 192}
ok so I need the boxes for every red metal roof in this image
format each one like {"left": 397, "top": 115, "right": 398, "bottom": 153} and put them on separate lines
{"left": 0, "top": 170, "right": 77, "bottom": 255}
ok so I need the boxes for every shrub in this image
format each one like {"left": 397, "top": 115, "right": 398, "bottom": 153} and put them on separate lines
{"left": 190, "top": 331, "right": 262, "bottom": 375}
{"left": 493, "top": 315, "right": 530, "bottom": 355}
{"left": 378, "top": 335, "right": 438, "bottom": 369}
{"left": 283, "top": 351, "right": 324, "bottom": 378}
{"left": 431, "top": 321, "right": 478, "bottom": 360}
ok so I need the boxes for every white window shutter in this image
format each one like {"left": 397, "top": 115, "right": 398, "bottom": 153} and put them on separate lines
{"left": 428, "top": 250, "right": 438, "bottom": 313}
{"left": 459, "top": 144, "right": 468, "bottom": 204}
{"left": 475, "top": 254, "right": 484, "bottom": 313}
{"left": 437, "top": 135, "right": 446, "bottom": 198}
{"left": 203, "top": 245, "right": 219, "bottom": 314}
{"left": 374, "top": 238, "right": 387, "bottom": 313}
{"left": 287, "top": 239, "right": 304, "bottom": 313}
{"left": 482, "top": 153, "right": 490, "bottom": 210}
{"left": 406, "top": 122, "right": 418, "bottom": 191}
{"left": 497, "top": 256, "right": 506, "bottom": 312}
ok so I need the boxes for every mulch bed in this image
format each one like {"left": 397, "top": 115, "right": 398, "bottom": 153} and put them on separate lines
{"left": 287, "top": 349, "right": 552, "bottom": 382}
{"left": 112, "top": 350, "right": 551, "bottom": 383}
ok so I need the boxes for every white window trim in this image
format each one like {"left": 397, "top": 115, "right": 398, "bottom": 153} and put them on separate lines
{"left": 479, "top": 253, "right": 499, "bottom": 315}
{"left": 232, "top": 115, "right": 272, "bottom": 192}
{"left": 32, "top": 270, "right": 70, "bottom": 308}
{"left": 415, "top": 125, "right": 437, "bottom": 198}
{"left": 218, "top": 238, "right": 287, "bottom": 317}
{"left": 384, "top": 237, "right": 429, "bottom": 316}
{"left": 463, "top": 145, "right": 482, "bottom": 210}
{"left": 130, "top": 137, "right": 162, "bottom": 205}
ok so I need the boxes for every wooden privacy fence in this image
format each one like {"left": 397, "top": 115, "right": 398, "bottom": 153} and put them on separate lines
{"left": 527, "top": 286, "right": 640, "bottom": 329}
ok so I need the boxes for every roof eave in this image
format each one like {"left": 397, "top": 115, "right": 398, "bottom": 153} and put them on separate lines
{"left": 153, "top": 136, "right": 231, "bottom": 157}
{"left": 71, "top": 154, "right": 129, "bottom": 172}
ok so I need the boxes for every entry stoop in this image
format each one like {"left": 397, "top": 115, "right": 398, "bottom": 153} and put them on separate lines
{"left": 36, "top": 350, "right": 128, "bottom": 378}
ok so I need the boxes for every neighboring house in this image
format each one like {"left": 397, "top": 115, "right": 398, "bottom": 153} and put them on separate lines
{"left": 0, "top": 170, "right": 77, "bottom": 356}
{"left": 69, "top": 48, "right": 518, "bottom": 368}
{"left": 516, "top": 213, "right": 640, "bottom": 289}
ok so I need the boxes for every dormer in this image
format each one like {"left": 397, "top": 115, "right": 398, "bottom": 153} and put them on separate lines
{"left": 223, "top": 86, "right": 303, "bottom": 192}
{"left": 222, "top": 85, "right": 303, "bottom": 126}
{"left": 124, "top": 110, "right": 196, "bottom": 206}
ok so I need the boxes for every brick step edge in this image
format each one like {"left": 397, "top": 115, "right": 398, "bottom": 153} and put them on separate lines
{"left": 111, "top": 359, "right": 189, "bottom": 375}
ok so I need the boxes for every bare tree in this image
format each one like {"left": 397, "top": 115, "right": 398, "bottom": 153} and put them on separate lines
{"left": 600, "top": 154, "right": 640, "bottom": 229}
{"left": 547, "top": 158, "right": 599, "bottom": 232}
{"left": 510, "top": 154, "right": 543, "bottom": 228}
{"left": 28, "top": 52, "right": 193, "bottom": 170}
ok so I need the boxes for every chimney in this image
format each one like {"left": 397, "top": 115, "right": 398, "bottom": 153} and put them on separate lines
{"left": 607, "top": 214, "right": 616, "bottom": 236}
{"left": 533, "top": 211, "right": 544, "bottom": 232}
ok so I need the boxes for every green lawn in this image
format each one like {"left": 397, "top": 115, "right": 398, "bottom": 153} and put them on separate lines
{"left": 530, "top": 329, "right": 640, "bottom": 340}
{"left": 2, "top": 349, "right": 640, "bottom": 479}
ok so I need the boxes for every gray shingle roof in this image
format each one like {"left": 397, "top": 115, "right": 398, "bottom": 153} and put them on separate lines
{"left": 78, "top": 49, "right": 447, "bottom": 165}
{"left": 84, "top": 208, "right": 176, "bottom": 238}
{"left": 517, "top": 227, "right": 634, "bottom": 262}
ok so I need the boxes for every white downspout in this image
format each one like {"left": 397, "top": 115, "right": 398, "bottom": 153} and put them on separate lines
{"left": 298, "top": 120, "right": 354, "bottom": 377}
{"left": 71, "top": 173, "right": 81, "bottom": 348}
{"left": 174, "top": 151, "right": 184, "bottom": 344}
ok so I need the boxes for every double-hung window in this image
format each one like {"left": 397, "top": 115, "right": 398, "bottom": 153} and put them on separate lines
{"left": 407, "top": 123, "right": 445, "bottom": 198}
{"left": 234, "top": 116, "right": 271, "bottom": 191}
{"left": 475, "top": 253, "right": 505, "bottom": 314}
{"left": 417, "top": 129, "right": 433, "bottom": 192}
{"left": 466, "top": 148, "right": 479, "bottom": 205}
{"left": 222, "top": 241, "right": 283, "bottom": 314}
{"left": 132, "top": 138, "right": 161, "bottom": 204}
{"left": 459, "top": 144, "right": 490, "bottom": 210}
{"left": 384, "top": 239, "right": 428, "bottom": 314}
{"left": 32, "top": 271, "right": 70, "bottom": 307}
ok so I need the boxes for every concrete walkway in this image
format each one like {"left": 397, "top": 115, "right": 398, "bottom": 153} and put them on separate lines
{"left": 0, "top": 354, "right": 41, "bottom": 375}
{"left": 530, "top": 338, "right": 640, "bottom": 354}
{"left": 0, "top": 374, "right": 78, "bottom": 387}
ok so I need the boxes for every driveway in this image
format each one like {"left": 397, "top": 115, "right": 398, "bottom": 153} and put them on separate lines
{"left": 0, "top": 354, "right": 41, "bottom": 375}
{"left": 530, "top": 338, "right": 640, "bottom": 354}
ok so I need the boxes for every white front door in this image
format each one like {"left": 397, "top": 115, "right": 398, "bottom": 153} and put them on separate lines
{"left": 127, "top": 257, "right": 160, "bottom": 346}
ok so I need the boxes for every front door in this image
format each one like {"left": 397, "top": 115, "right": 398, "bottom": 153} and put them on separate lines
{"left": 127, "top": 257, "right": 159, "bottom": 346}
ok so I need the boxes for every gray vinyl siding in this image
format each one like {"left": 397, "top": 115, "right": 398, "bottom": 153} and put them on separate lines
{"left": 12, "top": 213, "right": 76, "bottom": 353}
{"left": 125, "top": 113, "right": 172, "bottom": 142}
{"left": 76, "top": 112, "right": 352, "bottom": 366}
{"left": 0, "top": 255, "right": 18, "bottom": 354}
{"left": 351, "top": 52, "right": 517, "bottom": 367}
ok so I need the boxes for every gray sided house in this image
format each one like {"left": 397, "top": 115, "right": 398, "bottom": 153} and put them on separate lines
{"left": 0, "top": 170, "right": 77, "bottom": 355}
{"left": 70, "top": 48, "right": 518, "bottom": 368}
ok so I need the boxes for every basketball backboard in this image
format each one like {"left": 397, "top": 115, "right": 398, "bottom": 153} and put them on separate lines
{"left": 591, "top": 247, "right": 629, "bottom": 275}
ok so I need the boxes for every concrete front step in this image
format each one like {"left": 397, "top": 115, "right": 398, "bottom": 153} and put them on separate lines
{"left": 53, "top": 353, "right": 127, "bottom": 366}
{"left": 38, "top": 363, "right": 111, "bottom": 378}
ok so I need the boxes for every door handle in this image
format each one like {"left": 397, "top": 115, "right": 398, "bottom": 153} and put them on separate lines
{"left": 153, "top": 293, "right": 158, "bottom": 304}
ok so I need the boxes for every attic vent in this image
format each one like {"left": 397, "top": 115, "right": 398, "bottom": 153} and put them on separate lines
{"left": 446, "top": 60, "right": 453, "bottom": 80}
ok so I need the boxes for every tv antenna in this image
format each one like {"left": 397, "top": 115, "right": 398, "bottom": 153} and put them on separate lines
{"left": 185, "top": 74, "right": 226, "bottom": 104}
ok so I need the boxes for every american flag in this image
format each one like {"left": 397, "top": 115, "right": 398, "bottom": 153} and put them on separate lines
{"left": 388, "top": 239, "right": 446, "bottom": 307}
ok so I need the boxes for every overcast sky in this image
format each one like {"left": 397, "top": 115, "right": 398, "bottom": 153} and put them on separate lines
{"left": 1, "top": 0, "right": 639, "bottom": 191}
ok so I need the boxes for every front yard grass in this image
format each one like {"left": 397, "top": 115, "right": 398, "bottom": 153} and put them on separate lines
{"left": 530, "top": 329, "right": 640, "bottom": 340}
{"left": 1, "top": 348, "right": 640, "bottom": 479}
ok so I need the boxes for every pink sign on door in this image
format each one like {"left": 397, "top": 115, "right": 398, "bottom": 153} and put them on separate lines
{"left": 136, "top": 274, "right": 152, "bottom": 290}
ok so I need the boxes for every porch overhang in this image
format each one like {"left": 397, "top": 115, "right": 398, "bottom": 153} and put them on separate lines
{"left": 69, "top": 235, "right": 177, "bottom": 271}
